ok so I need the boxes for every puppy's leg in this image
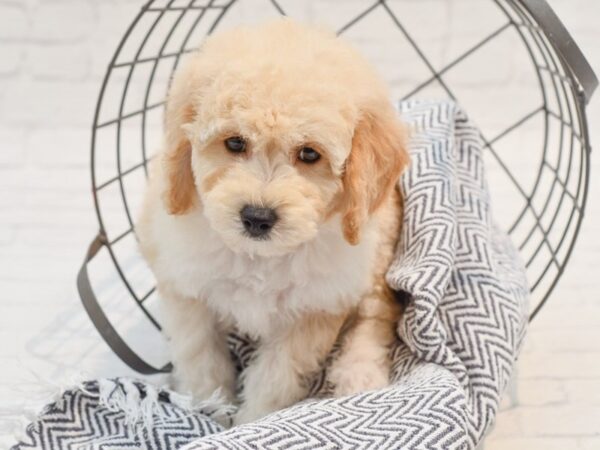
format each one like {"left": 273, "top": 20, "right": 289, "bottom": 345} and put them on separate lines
{"left": 161, "top": 287, "right": 236, "bottom": 402}
{"left": 329, "top": 289, "right": 400, "bottom": 397}
{"left": 330, "top": 186, "right": 403, "bottom": 397}
{"left": 235, "top": 313, "right": 345, "bottom": 425}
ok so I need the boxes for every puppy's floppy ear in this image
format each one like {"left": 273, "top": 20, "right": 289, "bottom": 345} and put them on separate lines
{"left": 161, "top": 64, "right": 200, "bottom": 215}
{"left": 342, "top": 106, "right": 409, "bottom": 245}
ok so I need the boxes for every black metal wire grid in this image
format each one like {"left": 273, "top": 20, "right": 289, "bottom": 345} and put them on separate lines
{"left": 83, "top": 0, "right": 597, "bottom": 364}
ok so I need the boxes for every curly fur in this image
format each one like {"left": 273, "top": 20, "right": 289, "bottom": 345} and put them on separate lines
{"left": 136, "top": 18, "right": 409, "bottom": 425}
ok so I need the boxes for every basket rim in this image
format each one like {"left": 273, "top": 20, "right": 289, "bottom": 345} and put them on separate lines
{"left": 86, "top": 0, "right": 595, "bottom": 325}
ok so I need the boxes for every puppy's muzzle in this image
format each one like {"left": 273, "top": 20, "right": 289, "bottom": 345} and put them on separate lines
{"left": 240, "top": 205, "right": 278, "bottom": 239}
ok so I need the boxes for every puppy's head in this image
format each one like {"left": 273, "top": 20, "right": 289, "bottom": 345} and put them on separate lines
{"left": 162, "top": 19, "right": 409, "bottom": 257}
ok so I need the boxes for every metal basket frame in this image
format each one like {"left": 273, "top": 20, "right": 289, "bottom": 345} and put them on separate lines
{"left": 78, "top": 0, "right": 597, "bottom": 374}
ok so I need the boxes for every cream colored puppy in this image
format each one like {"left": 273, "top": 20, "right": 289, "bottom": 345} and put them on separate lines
{"left": 136, "top": 19, "right": 409, "bottom": 425}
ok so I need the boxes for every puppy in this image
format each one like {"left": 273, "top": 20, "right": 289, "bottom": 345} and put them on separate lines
{"left": 136, "top": 19, "right": 409, "bottom": 425}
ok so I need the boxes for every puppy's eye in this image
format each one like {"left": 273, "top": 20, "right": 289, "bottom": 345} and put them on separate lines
{"left": 224, "top": 136, "right": 246, "bottom": 153}
{"left": 298, "top": 147, "right": 321, "bottom": 164}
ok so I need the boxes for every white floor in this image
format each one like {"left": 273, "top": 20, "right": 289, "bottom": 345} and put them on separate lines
{"left": 1, "top": 1, "right": 599, "bottom": 448}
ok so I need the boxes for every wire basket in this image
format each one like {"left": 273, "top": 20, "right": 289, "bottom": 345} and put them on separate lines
{"left": 78, "top": 0, "right": 597, "bottom": 374}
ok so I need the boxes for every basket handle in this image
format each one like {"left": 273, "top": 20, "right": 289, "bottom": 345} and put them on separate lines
{"left": 77, "top": 233, "right": 173, "bottom": 374}
{"left": 521, "top": 0, "right": 598, "bottom": 104}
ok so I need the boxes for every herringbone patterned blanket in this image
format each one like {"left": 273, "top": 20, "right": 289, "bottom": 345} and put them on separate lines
{"left": 13, "top": 100, "right": 529, "bottom": 450}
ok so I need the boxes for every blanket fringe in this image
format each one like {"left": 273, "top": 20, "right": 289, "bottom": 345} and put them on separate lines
{"left": 3, "top": 362, "right": 89, "bottom": 446}
{"left": 94, "top": 378, "right": 236, "bottom": 433}
{"left": 7, "top": 369, "right": 237, "bottom": 447}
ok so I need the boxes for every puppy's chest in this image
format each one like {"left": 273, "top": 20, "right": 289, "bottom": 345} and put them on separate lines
{"left": 179, "top": 243, "right": 374, "bottom": 336}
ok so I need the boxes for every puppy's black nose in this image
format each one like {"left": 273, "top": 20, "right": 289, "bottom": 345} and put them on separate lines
{"left": 240, "top": 205, "right": 278, "bottom": 238}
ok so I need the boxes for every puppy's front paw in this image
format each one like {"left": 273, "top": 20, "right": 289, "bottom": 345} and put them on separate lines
{"left": 233, "top": 402, "right": 271, "bottom": 426}
{"left": 173, "top": 374, "right": 235, "bottom": 405}
{"left": 329, "top": 355, "right": 390, "bottom": 397}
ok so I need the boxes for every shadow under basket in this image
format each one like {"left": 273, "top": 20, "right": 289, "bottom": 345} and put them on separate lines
{"left": 77, "top": 0, "right": 597, "bottom": 374}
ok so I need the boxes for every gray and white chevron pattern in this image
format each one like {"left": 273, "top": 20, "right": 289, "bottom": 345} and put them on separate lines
{"left": 13, "top": 101, "right": 528, "bottom": 450}
{"left": 13, "top": 379, "right": 226, "bottom": 450}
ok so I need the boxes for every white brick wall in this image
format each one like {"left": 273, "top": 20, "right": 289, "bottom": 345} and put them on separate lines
{"left": 0, "top": 1, "right": 598, "bottom": 447}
